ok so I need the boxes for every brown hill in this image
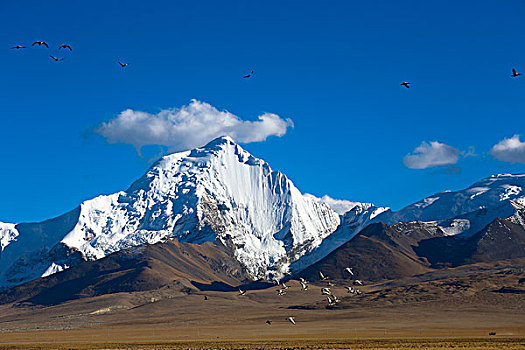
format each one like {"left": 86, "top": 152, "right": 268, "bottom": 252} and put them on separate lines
{"left": 0, "top": 239, "right": 250, "bottom": 306}
{"left": 298, "top": 212, "right": 525, "bottom": 283}
{"left": 416, "top": 214, "right": 525, "bottom": 267}
{"left": 297, "top": 221, "right": 439, "bottom": 282}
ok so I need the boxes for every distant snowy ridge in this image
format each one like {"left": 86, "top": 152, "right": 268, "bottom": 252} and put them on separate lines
{"left": 381, "top": 173, "right": 525, "bottom": 236}
{"left": 292, "top": 174, "right": 525, "bottom": 273}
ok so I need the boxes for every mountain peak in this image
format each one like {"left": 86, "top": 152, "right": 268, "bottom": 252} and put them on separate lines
{"left": 204, "top": 135, "right": 236, "bottom": 147}
{"left": 0, "top": 137, "right": 342, "bottom": 288}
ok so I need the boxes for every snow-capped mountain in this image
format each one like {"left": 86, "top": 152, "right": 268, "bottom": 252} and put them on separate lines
{"left": 291, "top": 174, "right": 525, "bottom": 272}
{"left": 382, "top": 174, "right": 525, "bottom": 236}
{"left": 2, "top": 136, "right": 525, "bottom": 291}
{"left": 0, "top": 136, "right": 348, "bottom": 289}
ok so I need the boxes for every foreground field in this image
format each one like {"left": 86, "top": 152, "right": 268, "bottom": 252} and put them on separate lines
{"left": 0, "top": 338, "right": 524, "bottom": 350}
{"left": 0, "top": 260, "right": 524, "bottom": 349}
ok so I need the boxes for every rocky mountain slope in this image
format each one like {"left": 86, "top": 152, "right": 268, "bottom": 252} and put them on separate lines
{"left": 0, "top": 239, "right": 248, "bottom": 306}
{"left": 299, "top": 210, "right": 525, "bottom": 282}
{"left": 291, "top": 174, "right": 525, "bottom": 272}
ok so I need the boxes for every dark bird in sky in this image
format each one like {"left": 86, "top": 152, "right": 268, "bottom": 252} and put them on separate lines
{"left": 59, "top": 44, "right": 72, "bottom": 51}
{"left": 243, "top": 70, "right": 254, "bottom": 78}
{"left": 32, "top": 41, "right": 49, "bottom": 48}
{"left": 511, "top": 68, "right": 521, "bottom": 77}
{"left": 10, "top": 45, "right": 25, "bottom": 49}
{"left": 118, "top": 61, "right": 129, "bottom": 67}
{"left": 401, "top": 82, "right": 411, "bottom": 88}
{"left": 50, "top": 56, "right": 64, "bottom": 62}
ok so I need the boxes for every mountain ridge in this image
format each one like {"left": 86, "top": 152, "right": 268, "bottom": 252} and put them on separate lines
{"left": 2, "top": 136, "right": 525, "bottom": 290}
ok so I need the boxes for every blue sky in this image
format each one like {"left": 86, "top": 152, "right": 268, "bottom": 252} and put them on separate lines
{"left": 1, "top": 0, "right": 525, "bottom": 223}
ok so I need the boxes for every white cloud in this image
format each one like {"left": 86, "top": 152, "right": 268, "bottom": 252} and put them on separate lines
{"left": 305, "top": 194, "right": 362, "bottom": 215}
{"left": 96, "top": 99, "right": 293, "bottom": 152}
{"left": 489, "top": 135, "right": 525, "bottom": 164}
{"left": 403, "top": 141, "right": 459, "bottom": 169}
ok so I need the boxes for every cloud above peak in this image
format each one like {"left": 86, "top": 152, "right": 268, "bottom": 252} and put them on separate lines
{"left": 489, "top": 135, "right": 525, "bottom": 164}
{"left": 403, "top": 141, "right": 459, "bottom": 169}
{"left": 96, "top": 100, "right": 293, "bottom": 152}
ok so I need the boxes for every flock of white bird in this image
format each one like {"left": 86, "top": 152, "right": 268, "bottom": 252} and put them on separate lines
{"left": 236, "top": 267, "right": 364, "bottom": 326}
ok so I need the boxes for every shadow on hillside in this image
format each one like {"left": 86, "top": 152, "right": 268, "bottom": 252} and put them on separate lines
{"left": 191, "top": 280, "right": 274, "bottom": 292}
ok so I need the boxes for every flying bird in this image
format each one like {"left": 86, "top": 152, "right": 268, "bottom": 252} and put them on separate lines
{"left": 10, "top": 45, "right": 25, "bottom": 49}
{"left": 243, "top": 70, "right": 254, "bottom": 78}
{"left": 344, "top": 267, "right": 354, "bottom": 276}
{"left": 401, "top": 82, "right": 411, "bottom": 88}
{"left": 266, "top": 320, "right": 272, "bottom": 325}
{"left": 318, "top": 271, "right": 329, "bottom": 281}
{"left": 32, "top": 41, "right": 48, "bottom": 47}
{"left": 299, "top": 277, "right": 307, "bottom": 284}
{"left": 286, "top": 317, "right": 296, "bottom": 325}
{"left": 511, "top": 68, "right": 521, "bottom": 77}
{"left": 354, "top": 279, "right": 363, "bottom": 286}
{"left": 332, "top": 295, "right": 341, "bottom": 303}
{"left": 118, "top": 61, "right": 129, "bottom": 67}
{"left": 276, "top": 289, "right": 286, "bottom": 296}
{"left": 326, "top": 295, "right": 335, "bottom": 306}
{"left": 238, "top": 289, "right": 246, "bottom": 296}
{"left": 281, "top": 283, "right": 289, "bottom": 290}
{"left": 50, "top": 56, "right": 64, "bottom": 62}
{"left": 345, "top": 286, "right": 355, "bottom": 293}
{"left": 59, "top": 44, "right": 72, "bottom": 51}
{"left": 300, "top": 281, "right": 308, "bottom": 291}
{"left": 321, "top": 287, "right": 331, "bottom": 296}
{"left": 327, "top": 281, "right": 335, "bottom": 287}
